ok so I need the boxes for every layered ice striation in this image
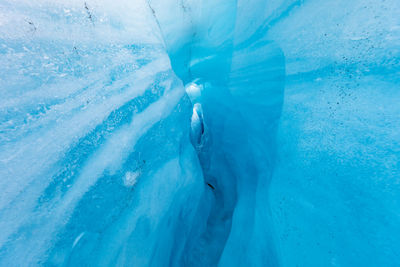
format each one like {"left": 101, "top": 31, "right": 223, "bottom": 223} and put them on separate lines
{"left": 0, "top": 0, "right": 400, "bottom": 266}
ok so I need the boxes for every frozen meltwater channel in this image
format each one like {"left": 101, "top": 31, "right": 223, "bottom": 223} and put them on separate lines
{"left": 1, "top": 0, "right": 400, "bottom": 266}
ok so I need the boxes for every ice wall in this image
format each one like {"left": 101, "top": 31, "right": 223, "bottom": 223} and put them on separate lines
{"left": 0, "top": 0, "right": 204, "bottom": 265}
{"left": 1, "top": 0, "right": 400, "bottom": 266}
{"left": 267, "top": 1, "right": 400, "bottom": 266}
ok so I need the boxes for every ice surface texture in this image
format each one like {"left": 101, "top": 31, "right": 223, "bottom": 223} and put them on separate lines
{"left": 0, "top": 0, "right": 399, "bottom": 266}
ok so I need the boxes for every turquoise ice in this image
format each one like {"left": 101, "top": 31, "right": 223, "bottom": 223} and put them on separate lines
{"left": 0, "top": 0, "right": 399, "bottom": 266}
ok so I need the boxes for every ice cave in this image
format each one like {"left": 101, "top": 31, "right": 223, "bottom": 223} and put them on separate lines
{"left": 0, "top": 0, "right": 399, "bottom": 266}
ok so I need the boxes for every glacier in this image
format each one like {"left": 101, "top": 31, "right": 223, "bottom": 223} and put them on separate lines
{"left": 0, "top": 0, "right": 400, "bottom": 266}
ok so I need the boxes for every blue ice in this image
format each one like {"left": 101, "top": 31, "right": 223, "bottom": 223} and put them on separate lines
{"left": 0, "top": 0, "right": 399, "bottom": 266}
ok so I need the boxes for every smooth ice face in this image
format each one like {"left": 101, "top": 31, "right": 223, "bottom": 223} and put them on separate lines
{"left": 1, "top": 0, "right": 400, "bottom": 266}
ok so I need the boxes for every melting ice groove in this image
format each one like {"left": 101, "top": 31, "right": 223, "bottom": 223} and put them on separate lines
{"left": 0, "top": 0, "right": 400, "bottom": 266}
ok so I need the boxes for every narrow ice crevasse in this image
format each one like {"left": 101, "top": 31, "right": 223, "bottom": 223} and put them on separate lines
{"left": 0, "top": 0, "right": 400, "bottom": 266}
{"left": 149, "top": 1, "right": 285, "bottom": 265}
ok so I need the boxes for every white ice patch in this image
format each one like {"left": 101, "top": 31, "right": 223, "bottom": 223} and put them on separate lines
{"left": 123, "top": 171, "right": 140, "bottom": 187}
{"left": 72, "top": 232, "right": 85, "bottom": 248}
{"left": 185, "top": 83, "right": 202, "bottom": 103}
